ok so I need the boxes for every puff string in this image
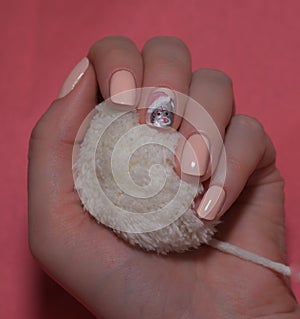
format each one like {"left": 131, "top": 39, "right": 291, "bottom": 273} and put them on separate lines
{"left": 208, "top": 239, "right": 292, "bottom": 277}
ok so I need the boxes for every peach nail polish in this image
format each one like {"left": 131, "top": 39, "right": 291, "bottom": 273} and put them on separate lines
{"left": 58, "top": 57, "right": 89, "bottom": 98}
{"left": 197, "top": 185, "right": 225, "bottom": 220}
{"left": 181, "top": 134, "right": 209, "bottom": 176}
{"left": 110, "top": 70, "right": 136, "bottom": 105}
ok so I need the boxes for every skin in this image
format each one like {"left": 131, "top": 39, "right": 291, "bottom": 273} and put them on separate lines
{"left": 28, "top": 36, "right": 300, "bottom": 319}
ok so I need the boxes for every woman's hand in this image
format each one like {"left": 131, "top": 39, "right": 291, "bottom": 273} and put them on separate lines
{"left": 28, "top": 36, "right": 300, "bottom": 319}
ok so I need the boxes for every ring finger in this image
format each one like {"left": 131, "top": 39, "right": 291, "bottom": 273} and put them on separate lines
{"left": 176, "top": 69, "right": 234, "bottom": 181}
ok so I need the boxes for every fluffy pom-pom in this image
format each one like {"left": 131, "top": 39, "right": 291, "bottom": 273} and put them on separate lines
{"left": 73, "top": 103, "right": 218, "bottom": 254}
{"left": 73, "top": 101, "right": 294, "bottom": 278}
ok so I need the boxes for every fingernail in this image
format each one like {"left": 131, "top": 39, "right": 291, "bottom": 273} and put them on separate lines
{"left": 110, "top": 70, "right": 136, "bottom": 105}
{"left": 197, "top": 185, "right": 225, "bottom": 220}
{"left": 181, "top": 134, "right": 209, "bottom": 176}
{"left": 58, "top": 57, "right": 89, "bottom": 98}
{"left": 146, "top": 89, "right": 176, "bottom": 128}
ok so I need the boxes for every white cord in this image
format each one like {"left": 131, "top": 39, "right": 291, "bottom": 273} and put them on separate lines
{"left": 208, "top": 239, "right": 291, "bottom": 277}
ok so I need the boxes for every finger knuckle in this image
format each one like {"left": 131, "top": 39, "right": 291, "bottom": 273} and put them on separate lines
{"left": 28, "top": 225, "right": 55, "bottom": 267}
{"left": 145, "top": 36, "right": 188, "bottom": 50}
{"left": 28, "top": 232, "right": 41, "bottom": 262}
{"left": 232, "top": 114, "right": 264, "bottom": 134}
{"left": 30, "top": 105, "right": 50, "bottom": 142}
{"left": 143, "top": 37, "right": 191, "bottom": 67}
{"left": 194, "top": 69, "right": 233, "bottom": 87}
{"left": 89, "top": 36, "right": 136, "bottom": 58}
{"left": 29, "top": 100, "right": 61, "bottom": 141}
{"left": 226, "top": 151, "right": 245, "bottom": 173}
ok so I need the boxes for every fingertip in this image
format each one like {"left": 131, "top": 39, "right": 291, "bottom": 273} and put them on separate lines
{"left": 87, "top": 36, "right": 143, "bottom": 105}
{"left": 180, "top": 134, "right": 210, "bottom": 176}
{"left": 34, "top": 57, "right": 98, "bottom": 147}
{"left": 110, "top": 70, "right": 137, "bottom": 107}
{"left": 57, "top": 57, "right": 90, "bottom": 99}
{"left": 196, "top": 185, "right": 226, "bottom": 221}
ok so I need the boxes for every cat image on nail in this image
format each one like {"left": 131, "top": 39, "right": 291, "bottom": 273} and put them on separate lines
{"left": 147, "top": 96, "right": 175, "bottom": 128}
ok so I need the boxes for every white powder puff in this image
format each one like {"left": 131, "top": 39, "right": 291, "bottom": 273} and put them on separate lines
{"left": 73, "top": 101, "right": 294, "bottom": 278}
{"left": 73, "top": 102, "right": 218, "bottom": 254}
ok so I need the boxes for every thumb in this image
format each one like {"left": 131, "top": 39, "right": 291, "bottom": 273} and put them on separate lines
{"left": 28, "top": 57, "right": 98, "bottom": 245}
{"left": 28, "top": 57, "right": 97, "bottom": 200}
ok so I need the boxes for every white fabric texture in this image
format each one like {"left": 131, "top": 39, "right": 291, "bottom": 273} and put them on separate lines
{"left": 73, "top": 102, "right": 292, "bottom": 277}
{"left": 73, "top": 103, "right": 218, "bottom": 254}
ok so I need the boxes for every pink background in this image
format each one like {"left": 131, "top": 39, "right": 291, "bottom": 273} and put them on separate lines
{"left": 1, "top": 0, "right": 300, "bottom": 317}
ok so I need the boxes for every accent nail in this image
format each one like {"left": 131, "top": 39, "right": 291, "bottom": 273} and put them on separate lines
{"left": 110, "top": 70, "right": 136, "bottom": 105}
{"left": 181, "top": 134, "right": 209, "bottom": 176}
{"left": 197, "top": 185, "right": 225, "bottom": 220}
{"left": 146, "top": 90, "right": 176, "bottom": 128}
{"left": 58, "top": 57, "right": 89, "bottom": 98}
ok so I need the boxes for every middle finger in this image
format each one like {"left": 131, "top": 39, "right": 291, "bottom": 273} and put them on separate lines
{"left": 140, "top": 36, "right": 192, "bottom": 130}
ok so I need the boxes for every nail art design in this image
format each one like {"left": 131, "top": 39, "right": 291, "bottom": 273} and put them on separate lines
{"left": 147, "top": 96, "right": 175, "bottom": 128}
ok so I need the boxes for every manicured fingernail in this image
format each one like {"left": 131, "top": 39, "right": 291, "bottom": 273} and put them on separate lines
{"left": 181, "top": 134, "right": 209, "bottom": 176}
{"left": 110, "top": 70, "right": 136, "bottom": 105}
{"left": 146, "top": 89, "right": 176, "bottom": 128}
{"left": 58, "top": 57, "right": 89, "bottom": 98}
{"left": 197, "top": 185, "right": 225, "bottom": 220}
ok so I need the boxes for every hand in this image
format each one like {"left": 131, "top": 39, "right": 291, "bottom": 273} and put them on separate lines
{"left": 28, "top": 36, "right": 300, "bottom": 319}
